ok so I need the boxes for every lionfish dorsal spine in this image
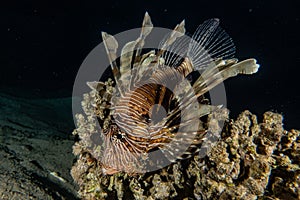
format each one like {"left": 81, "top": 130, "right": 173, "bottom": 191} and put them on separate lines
{"left": 157, "top": 20, "right": 186, "bottom": 55}
{"left": 120, "top": 40, "right": 137, "bottom": 88}
{"left": 129, "top": 12, "right": 153, "bottom": 88}
{"left": 156, "top": 20, "right": 188, "bottom": 69}
{"left": 101, "top": 12, "right": 154, "bottom": 96}
{"left": 101, "top": 31, "right": 126, "bottom": 97}
{"left": 132, "top": 11, "right": 153, "bottom": 68}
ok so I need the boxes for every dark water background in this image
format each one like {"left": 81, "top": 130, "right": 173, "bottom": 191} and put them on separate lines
{"left": 1, "top": 0, "right": 299, "bottom": 129}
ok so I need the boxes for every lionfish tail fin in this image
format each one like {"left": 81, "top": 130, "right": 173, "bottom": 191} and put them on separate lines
{"left": 187, "top": 18, "right": 236, "bottom": 71}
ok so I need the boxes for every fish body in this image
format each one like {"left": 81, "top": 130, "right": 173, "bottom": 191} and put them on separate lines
{"left": 85, "top": 12, "right": 260, "bottom": 174}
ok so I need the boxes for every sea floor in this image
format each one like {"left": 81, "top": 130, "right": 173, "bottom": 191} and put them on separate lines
{"left": 0, "top": 91, "right": 79, "bottom": 199}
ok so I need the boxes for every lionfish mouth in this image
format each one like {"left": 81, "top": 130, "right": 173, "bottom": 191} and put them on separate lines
{"left": 76, "top": 12, "right": 260, "bottom": 174}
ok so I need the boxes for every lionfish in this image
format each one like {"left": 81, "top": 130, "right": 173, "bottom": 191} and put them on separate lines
{"left": 85, "top": 12, "right": 259, "bottom": 175}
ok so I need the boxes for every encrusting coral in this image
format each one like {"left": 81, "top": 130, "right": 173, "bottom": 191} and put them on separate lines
{"left": 71, "top": 108, "right": 300, "bottom": 199}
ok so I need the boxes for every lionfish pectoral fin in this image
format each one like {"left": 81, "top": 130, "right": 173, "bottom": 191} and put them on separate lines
{"left": 158, "top": 123, "right": 207, "bottom": 162}
{"left": 193, "top": 58, "right": 260, "bottom": 96}
{"left": 226, "top": 58, "right": 260, "bottom": 75}
{"left": 208, "top": 58, "right": 238, "bottom": 72}
{"left": 187, "top": 18, "right": 236, "bottom": 71}
{"left": 155, "top": 104, "right": 207, "bottom": 162}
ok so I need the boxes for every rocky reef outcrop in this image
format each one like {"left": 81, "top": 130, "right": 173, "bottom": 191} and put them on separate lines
{"left": 72, "top": 110, "right": 300, "bottom": 199}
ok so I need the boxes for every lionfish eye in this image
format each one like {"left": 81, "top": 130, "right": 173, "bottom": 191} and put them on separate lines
{"left": 111, "top": 131, "right": 125, "bottom": 143}
{"left": 115, "top": 129, "right": 125, "bottom": 140}
{"left": 142, "top": 114, "right": 151, "bottom": 123}
{"left": 116, "top": 133, "right": 123, "bottom": 140}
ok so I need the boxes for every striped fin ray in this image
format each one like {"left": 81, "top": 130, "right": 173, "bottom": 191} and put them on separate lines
{"left": 120, "top": 12, "right": 153, "bottom": 92}
{"left": 133, "top": 51, "right": 157, "bottom": 85}
{"left": 102, "top": 133, "right": 145, "bottom": 173}
{"left": 161, "top": 98, "right": 220, "bottom": 131}
{"left": 171, "top": 58, "right": 234, "bottom": 103}
{"left": 146, "top": 115, "right": 205, "bottom": 162}
{"left": 101, "top": 32, "right": 123, "bottom": 95}
{"left": 119, "top": 40, "right": 137, "bottom": 90}
{"left": 133, "top": 11, "right": 153, "bottom": 66}
{"left": 86, "top": 81, "right": 105, "bottom": 91}
{"left": 193, "top": 58, "right": 260, "bottom": 97}
{"left": 187, "top": 18, "right": 236, "bottom": 71}
{"left": 157, "top": 118, "right": 205, "bottom": 162}
{"left": 146, "top": 90, "right": 208, "bottom": 162}
{"left": 162, "top": 36, "right": 190, "bottom": 68}
{"left": 156, "top": 99, "right": 223, "bottom": 162}
{"left": 157, "top": 20, "right": 186, "bottom": 55}
{"left": 157, "top": 20, "right": 186, "bottom": 68}
{"left": 129, "top": 12, "right": 154, "bottom": 87}
{"left": 148, "top": 86, "right": 224, "bottom": 162}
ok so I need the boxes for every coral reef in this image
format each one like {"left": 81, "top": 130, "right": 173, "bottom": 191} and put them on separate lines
{"left": 72, "top": 109, "right": 300, "bottom": 199}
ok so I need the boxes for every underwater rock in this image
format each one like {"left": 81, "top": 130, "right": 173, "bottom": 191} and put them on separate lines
{"left": 71, "top": 110, "right": 300, "bottom": 199}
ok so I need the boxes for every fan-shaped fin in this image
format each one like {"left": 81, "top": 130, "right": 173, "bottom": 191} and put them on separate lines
{"left": 187, "top": 18, "right": 236, "bottom": 71}
{"left": 161, "top": 36, "right": 190, "bottom": 68}
{"left": 156, "top": 103, "right": 223, "bottom": 162}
